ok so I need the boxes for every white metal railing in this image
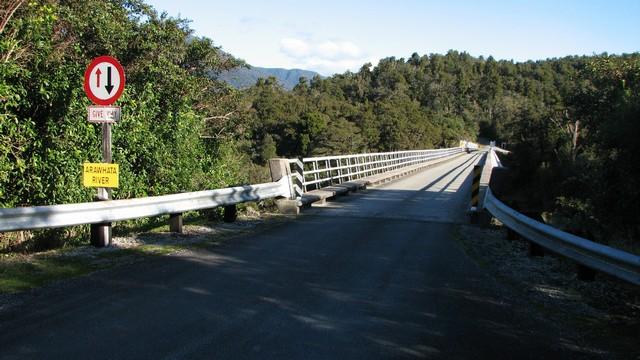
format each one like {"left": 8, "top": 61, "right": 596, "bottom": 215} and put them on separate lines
{"left": 0, "top": 177, "right": 291, "bottom": 232}
{"left": 489, "top": 148, "right": 503, "bottom": 168}
{"left": 0, "top": 144, "right": 473, "bottom": 234}
{"left": 483, "top": 149, "right": 640, "bottom": 285}
{"left": 289, "top": 147, "right": 466, "bottom": 194}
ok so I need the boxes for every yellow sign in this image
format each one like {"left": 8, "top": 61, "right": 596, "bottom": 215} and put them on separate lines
{"left": 83, "top": 163, "right": 119, "bottom": 188}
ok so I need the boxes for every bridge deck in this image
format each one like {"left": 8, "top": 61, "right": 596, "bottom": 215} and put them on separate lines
{"left": 0, "top": 153, "right": 583, "bottom": 359}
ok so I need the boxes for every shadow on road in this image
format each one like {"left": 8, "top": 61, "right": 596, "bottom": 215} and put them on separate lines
{"left": 0, "top": 221, "right": 588, "bottom": 359}
{"left": 305, "top": 153, "right": 482, "bottom": 224}
{"left": 0, "top": 152, "right": 591, "bottom": 359}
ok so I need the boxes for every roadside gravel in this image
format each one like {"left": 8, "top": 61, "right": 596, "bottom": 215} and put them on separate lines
{"left": 455, "top": 222, "right": 640, "bottom": 359}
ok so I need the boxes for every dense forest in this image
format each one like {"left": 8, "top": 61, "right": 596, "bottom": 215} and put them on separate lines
{"left": 239, "top": 50, "right": 639, "bottom": 247}
{"left": 1, "top": 0, "right": 639, "bottom": 249}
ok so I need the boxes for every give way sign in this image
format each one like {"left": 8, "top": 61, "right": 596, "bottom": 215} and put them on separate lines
{"left": 84, "top": 56, "right": 125, "bottom": 105}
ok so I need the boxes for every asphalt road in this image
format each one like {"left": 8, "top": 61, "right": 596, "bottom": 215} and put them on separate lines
{"left": 0, "top": 153, "right": 585, "bottom": 359}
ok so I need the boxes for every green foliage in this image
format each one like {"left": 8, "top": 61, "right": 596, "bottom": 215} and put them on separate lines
{"left": 0, "top": 254, "right": 97, "bottom": 294}
{"left": 494, "top": 54, "right": 640, "bottom": 245}
{"left": 239, "top": 51, "right": 640, "bottom": 246}
{"left": 0, "top": 0, "right": 243, "bottom": 211}
{"left": 2, "top": 0, "right": 639, "bottom": 250}
{"left": 569, "top": 55, "right": 640, "bottom": 241}
{"left": 0, "top": 0, "right": 247, "bottom": 253}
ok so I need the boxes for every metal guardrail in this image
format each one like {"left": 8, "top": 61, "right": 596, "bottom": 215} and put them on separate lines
{"left": 289, "top": 147, "right": 466, "bottom": 194}
{"left": 489, "top": 148, "right": 503, "bottom": 168}
{"left": 1, "top": 144, "right": 474, "bottom": 233}
{"left": 0, "top": 177, "right": 291, "bottom": 232}
{"left": 463, "top": 141, "right": 479, "bottom": 151}
{"left": 483, "top": 149, "right": 640, "bottom": 285}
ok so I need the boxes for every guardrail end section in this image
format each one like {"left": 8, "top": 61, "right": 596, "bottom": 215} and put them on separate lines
{"left": 269, "top": 158, "right": 296, "bottom": 200}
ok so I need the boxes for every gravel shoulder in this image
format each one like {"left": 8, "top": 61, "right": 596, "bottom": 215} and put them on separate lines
{"left": 454, "top": 222, "right": 640, "bottom": 359}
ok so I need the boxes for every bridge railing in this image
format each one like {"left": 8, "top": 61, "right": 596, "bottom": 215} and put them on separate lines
{"left": 288, "top": 147, "right": 465, "bottom": 195}
{"left": 1, "top": 143, "right": 473, "bottom": 239}
{"left": 483, "top": 148, "right": 640, "bottom": 285}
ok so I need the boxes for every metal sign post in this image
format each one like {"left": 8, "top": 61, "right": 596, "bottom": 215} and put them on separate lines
{"left": 90, "top": 124, "right": 112, "bottom": 246}
{"left": 99, "top": 123, "right": 112, "bottom": 200}
{"left": 83, "top": 56, "right": 125, "bottom": 247}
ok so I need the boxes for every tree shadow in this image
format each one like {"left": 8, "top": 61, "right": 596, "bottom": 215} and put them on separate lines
{"left": 304, "top": 153, "right": 482, "bottom": 225}
{"left": 0, "top": 154, "right": 599, "bottom": 359}
{"left": 0, "top": 214, "right": 595, "bottom": 359}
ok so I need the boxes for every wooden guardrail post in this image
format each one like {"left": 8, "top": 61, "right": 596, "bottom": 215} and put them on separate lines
{"left": 577, "top": 264, "right": 596, "bottom": 281}
{"left": 528, "top": 242, "right": 545, "bottom": 257}
{"left": 523, "top": 211, "right": 545, "bottom": 257}
{"left": 91, "top": 222, "right": 112, "bottom": 247}
{"left": 169, "top": 213, "right": 183, "bottom": 233}
{"left": 506, "top": 228, "right": 520, "bottom": 240}
{"left": 223, "top": 205, "right": 237, "bottom": 223}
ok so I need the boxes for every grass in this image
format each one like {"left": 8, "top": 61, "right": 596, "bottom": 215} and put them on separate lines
{"left": 0, "top": 212, "right": 289, "bottom": 294}
{"left": 0, "top": 243, "right": 192, "bottom": 294}
{"left": 96, "top": 244, "right": 185, "bottom": 259}
{"left": 0, "top": 255, "right": 98, "bottom": 294}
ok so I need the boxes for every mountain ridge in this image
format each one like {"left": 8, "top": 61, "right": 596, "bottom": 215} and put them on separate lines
{"left": 217, "top": 66, "right": 321, "bottom": 90}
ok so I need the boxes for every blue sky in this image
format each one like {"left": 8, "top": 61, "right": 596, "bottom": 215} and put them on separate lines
{"left": 146, "top": 0, "right": 640, "bottom": 75}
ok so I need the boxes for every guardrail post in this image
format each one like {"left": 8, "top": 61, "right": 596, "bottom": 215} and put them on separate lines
{"left": 269, "top": 158, "right": 300, "bottom": 215}
{"left": 91, "top": 222, "right": 111, "bottom": 247}
{"left": 506, "top": 228, "right": 520, "bottom": 240}
{"left": 470, "top": 165, "right": 481, "bottom": 209}
{"left": 169, "top": 213, "right": 183, "bottom": 233}
{"left": 223, "top": 205, "right": 237, "bottom": 223}
{"left": 469, "top": 165, "right": 482, "bottom": 224}
{"left": 577, "top": 264, "right": 596, "bottom": 281}
{"left": 528, "top": 242, "right": 545, "bottom": 257}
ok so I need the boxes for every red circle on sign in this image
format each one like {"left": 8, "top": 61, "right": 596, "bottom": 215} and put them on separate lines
{"left": 83, "top": 56, "right": 126, "bottom": 105}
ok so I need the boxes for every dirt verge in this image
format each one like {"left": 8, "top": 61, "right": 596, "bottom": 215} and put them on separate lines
{"left": 455, "top": 222, "right": 640, "bottom": 359}
{"left": 0, "top": 213, "right": 291, "bottom": 298}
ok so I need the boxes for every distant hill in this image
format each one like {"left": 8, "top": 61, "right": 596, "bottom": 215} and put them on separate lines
{"left": 217, "top": 66, "right": 321, "bottom": 90}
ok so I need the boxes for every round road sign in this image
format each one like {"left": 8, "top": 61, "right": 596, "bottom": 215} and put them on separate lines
{"left": 84, "top": 56, "right": 125, "bottom": 105}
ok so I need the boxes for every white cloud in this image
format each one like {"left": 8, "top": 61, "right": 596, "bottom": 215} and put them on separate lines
{"left": 279, "top": 37, "right": 371, "bottom": 75}
{"left": 280, "top": 38, "right": 311, "bottom": 58}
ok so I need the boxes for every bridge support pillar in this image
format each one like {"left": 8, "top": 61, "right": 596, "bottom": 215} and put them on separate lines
{"left": 275, "top": 199, "right": 300, "bottom": 215}
{"left": 169, "top": 213, "right": 183, "bottom": 233}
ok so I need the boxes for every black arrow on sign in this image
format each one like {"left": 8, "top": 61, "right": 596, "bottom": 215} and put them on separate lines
{"left": 105, "top": 66, "right": 114, "bottom": 94}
